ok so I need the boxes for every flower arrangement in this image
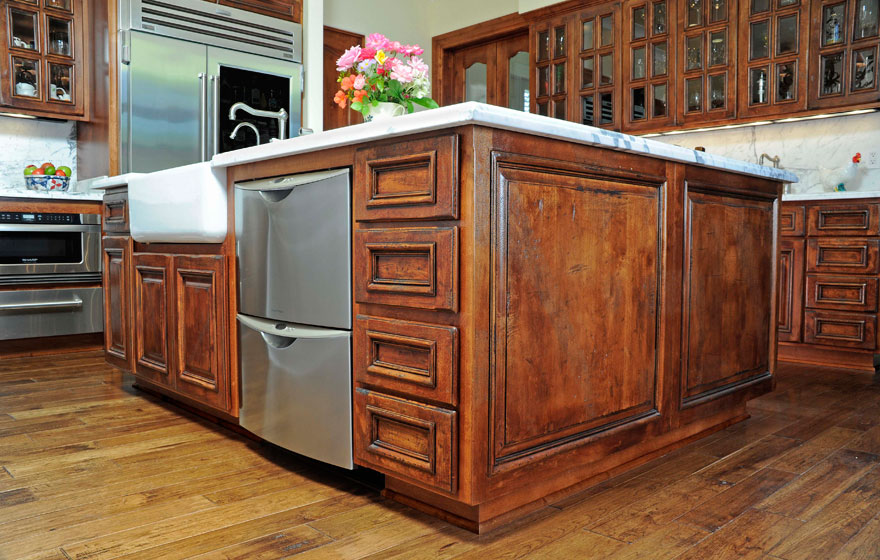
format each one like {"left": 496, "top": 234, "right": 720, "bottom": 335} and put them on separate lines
{"left": 334, "top": 33, "right": 439, "bottom": 118}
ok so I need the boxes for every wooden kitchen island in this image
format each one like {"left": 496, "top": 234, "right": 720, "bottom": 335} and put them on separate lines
{"left": 106, "top": 103, "right": 789, "bottom": 533}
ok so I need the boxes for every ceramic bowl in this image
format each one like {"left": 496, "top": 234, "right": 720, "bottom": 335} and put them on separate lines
{"left": 26, "top": 175, "right": 71, "bottom": 191}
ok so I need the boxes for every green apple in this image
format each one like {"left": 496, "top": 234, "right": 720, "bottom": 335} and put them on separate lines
{"left": 23, "top": 165, "right": 37, "bottom": 176}
{"left": 43, "top": 165, "right": 55, "bottom": 175}
{"left": 56, "top": 166, "right": 72, "bottom": 177}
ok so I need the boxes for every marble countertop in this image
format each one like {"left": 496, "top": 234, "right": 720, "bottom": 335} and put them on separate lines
{"left": 783, "top": 190, "right": 880, "bottom": 201}
{"left": 92, "top": 173, "right": 145, "bottom": 190}
{"left": 211, "top": 102, "right": 799, "bottom": 183}
{"left": 0, "top": 185, "right": 103, "bottom": 201}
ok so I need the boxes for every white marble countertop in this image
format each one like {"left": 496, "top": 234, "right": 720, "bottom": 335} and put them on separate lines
{"left": 783, "top": 190, "right": 880, "bottom": 201}
{"left": 0, "top": 185, "right": 103, "bottom": 201}
{"left": 92, "top": 173, "right": 145, "bottom": 190}
{"left": 211, "top": 102, "right": 799, "bottom": 183}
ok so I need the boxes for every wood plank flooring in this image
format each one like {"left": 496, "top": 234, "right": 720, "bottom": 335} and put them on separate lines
{"left": 0, "top": 352, "right": 878, "bottom": 559}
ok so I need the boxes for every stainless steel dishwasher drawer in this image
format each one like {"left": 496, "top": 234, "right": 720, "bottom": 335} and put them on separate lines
{"left": 237, "top": 314, "right": 353, "bottom": 469}
{"left": 0, "top": 287, "right": 103, "bottom": 340}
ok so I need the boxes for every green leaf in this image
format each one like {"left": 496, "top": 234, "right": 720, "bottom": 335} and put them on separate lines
{"left": 406, "top": 99, "right": 414, "bottom": 113}
{"left": 371, "top": 99, "right": 379, "bottom": 107}
{"left": 351, "top": 101, "right": 363, "bottom": 111}
{"left": 411, "top": 97, "right": 440, "bottom": 109}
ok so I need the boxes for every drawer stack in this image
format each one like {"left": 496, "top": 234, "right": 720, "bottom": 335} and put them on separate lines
{"left": 778, "top": 199, "right": 880, "bottom": 370}
{"left": 351, "top": 134, "right": 461, "bottom": 494}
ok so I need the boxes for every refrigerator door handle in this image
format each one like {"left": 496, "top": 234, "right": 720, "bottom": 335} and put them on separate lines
{"left": 237, "top": 314, "right": 349, "bottom": 340}
{"left": 198, "top": 72, "right": 207, "bottom": 161}
{"left": 210, "top": 74, "right": 220, "bottom": 159}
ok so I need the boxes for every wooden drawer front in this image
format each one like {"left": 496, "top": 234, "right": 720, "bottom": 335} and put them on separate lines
{"left": 804, "top": 310, "right": 877, "bottom": 349}
{"left": 806, "top": 275, "right": 879, "bottom": 312}
{"left": 806, "top": 239, "right": 880, "bottom": 274}
{"left": 355, "top": 316, "right": 457, "bottom": 406}
{"left": 807, "top": 203, "right": 880, "bottom": 236}
{"left": 355, "top": 227, "right": 458, "bottom": 311}
{"left": 103, "top": 192, "right": 129, "bottom": 233}
{"left": 780, "top": 205, "right": 805, "bottom": 237}
{"left": 354, "top": 389, "right": 456, "bottom": 493}
{"left": 355, "top": 134, "right": 458, "bottom": 221}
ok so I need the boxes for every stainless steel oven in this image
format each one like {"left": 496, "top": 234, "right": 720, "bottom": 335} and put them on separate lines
{"left": 0, "top": 211, "right": 103, "bottom": 340}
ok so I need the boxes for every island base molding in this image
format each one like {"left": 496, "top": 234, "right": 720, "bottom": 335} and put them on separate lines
{"left": 384, "top": 405, "right": 749, "bottom": 534}
{"left": 777, "top": 343, "right": 876, "bottom": 374}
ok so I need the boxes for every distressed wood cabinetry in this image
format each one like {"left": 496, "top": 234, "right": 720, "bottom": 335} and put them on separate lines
{"left": 778, "top": 197, "right": 880, "bottom": 372}
{"left": 333, "top": 125, "right": 782, "bottom": 532}
{"left": 101, "top": 188, "right": 236, "bottom": 418}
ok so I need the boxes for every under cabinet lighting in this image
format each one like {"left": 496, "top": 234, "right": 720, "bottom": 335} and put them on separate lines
{"left": 638, "top": 108, "right": 877, "bottom": 137}
{"left": 0, "top": 112, "right": 37, "bottom": 120}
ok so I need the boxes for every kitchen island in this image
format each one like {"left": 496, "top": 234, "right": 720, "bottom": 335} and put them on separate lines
{"left": 107, "top": 103, "right": 796, "bottom": 533}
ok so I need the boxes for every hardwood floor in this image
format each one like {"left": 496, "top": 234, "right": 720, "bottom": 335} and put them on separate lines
{"left": 0, "top": 352, "right": 879, "bottom": 559}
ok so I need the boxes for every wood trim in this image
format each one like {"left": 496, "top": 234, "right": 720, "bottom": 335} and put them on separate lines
{"left": 432, "top": 12, "right": 529, "bottom": 106}
{"left": 0, "top": 198, "right": 101, "bottom": 214}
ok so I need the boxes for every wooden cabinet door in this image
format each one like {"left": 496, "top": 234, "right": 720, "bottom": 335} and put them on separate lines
{"left": 217, "top": 0, "right": 301, "bottom": 22}
{"left": 571, "top": 3, "right": 620, "bottom": 128}
{"left": 532, "top": 13, "right": 577, "bottom": 121}
{"left": 171, "top": 255, "right": 229, "bottom": 411}
{"left": 103, "top": 236, "right": 133, "bottom": 370}
{"left": 676, "top": 0, "right": 737, "bottom": 125}
{"left": 738, "top": 0, "right": 810, "bottom": 118}
{"left": 778, "top": 238, "right": 805, "bottom": 342}
{"left": 622, "top": 0, "right": 677, "bottom": 131}
{"left": 808, "top": 0, "right": 880, "bottom": 110}
{"left": 324, "top": 26, "right": 364, "bottom": 131}
{"left": 133, "top": 253, "right": 173, "bottom": 386}
{"left": 0, "top": 0, "right": 86, "bottom": 119}
{"left": 447, "top": 34, "right": 529, "bottom": 111}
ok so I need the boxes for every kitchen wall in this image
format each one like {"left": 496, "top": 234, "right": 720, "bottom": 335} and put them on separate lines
{"left": 655, "top": 111, "right": 880, "bottom": 193}
{"left": 0, "top": 116, "right": 77, "bottom": 189}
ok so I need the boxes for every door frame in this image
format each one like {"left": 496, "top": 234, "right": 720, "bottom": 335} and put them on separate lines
{"left": 432, "top": 12, "right": 529, "bottom": 106}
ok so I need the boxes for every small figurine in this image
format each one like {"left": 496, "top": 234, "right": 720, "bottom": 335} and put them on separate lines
{"left": 831, "top": 153, "right": 862, "bottom": 191}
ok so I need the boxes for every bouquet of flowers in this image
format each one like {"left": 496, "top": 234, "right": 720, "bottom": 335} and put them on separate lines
{"left": 334, "top": 33, "right": 439, "bottom": 118}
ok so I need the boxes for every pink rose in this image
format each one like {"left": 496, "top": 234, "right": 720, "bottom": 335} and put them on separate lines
{"left": 409, "top": 57, "right": 428, "bottom": 75}
{"left": 366, "top": 33, "right": 389, "bottom": 50}
{"left": 359, "top": 47, "right": 376, "bottom": 61}
{"left": 411, "top": 46, "right": 424, "bottom": 56}
{"left": 390, "top": 60, "right": 414, "bottom": 83}
{"left": 353, "top": 74, "right": 366, "bottom": 90}
{"left": 389, "top": 41, "right": 402, "bottom": 53}
{"left": 336, "top": 46, "right": 361, "bottom": 71}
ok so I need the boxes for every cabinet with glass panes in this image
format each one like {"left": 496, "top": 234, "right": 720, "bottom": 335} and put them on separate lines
{"left": 622, "top": 0, "right": 675, "bottom": 130}
{"left": 0, "top": 0, "right": 87, "bottom": 119}
{"left": 677, "top": 0, "right": 737, "bottom": 124}
{"left": 737, "top": 0, "right": 809, "bottom": 117}
{"left": 532, "top": 14, "right": 574, "bottom": 120}
{"left": 576, "top": 2, "right": 620, "bottom": 129}
{"left": 809, "top": 0, "right": 879, "bottom": 109}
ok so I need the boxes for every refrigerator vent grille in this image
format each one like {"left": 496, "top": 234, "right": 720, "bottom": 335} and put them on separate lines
{"left": 133, "top": 0, "right": 298, "bottom": 61}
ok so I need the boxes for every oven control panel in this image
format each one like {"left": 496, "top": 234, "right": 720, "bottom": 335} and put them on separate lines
{"left": 0, "top": 213, "right": 81, "bottom": 224}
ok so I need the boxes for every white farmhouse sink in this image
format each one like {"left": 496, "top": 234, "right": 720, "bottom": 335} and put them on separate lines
{"left": 129, "top": 162, "right": 227, "bottom": 243}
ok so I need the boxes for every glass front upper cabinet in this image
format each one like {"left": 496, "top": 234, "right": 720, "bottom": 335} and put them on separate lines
{"left": 579, "top": 4, "right": 619, "bottom": 128}
{"left": 623, "top": 0, "right": 675, "bottom": 130}
{"left": 809, "top": 0, "right": 880, "bottom": 109}
{"left": 678, "top": 0, "right": 735, "bottom": 123}
{"left": 739, "top": 0, "right": 809, "bottom": 117}
{"left": 534, "top": 17, "right": 570, "bottom": 119}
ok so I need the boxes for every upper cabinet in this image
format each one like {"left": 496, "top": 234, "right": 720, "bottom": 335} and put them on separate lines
{"left": 678, "top": 0, "right": 737, "bottom": 124}
{"left": 738, "top": 0, "right": 811, "bottom": 117}
{"left": 0, "top": 0, "right": 87, "bottom": 120}
{"left": 808, "top": 0, "right": 879, "bottom": 109}
{"left": 623, "top": 0, "right": 676, "bottom": 130}
{"left": 523, "top": 0, "right": 880, "bottom": 134}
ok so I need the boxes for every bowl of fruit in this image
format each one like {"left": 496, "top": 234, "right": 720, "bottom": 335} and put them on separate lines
{"left": 24, "top": 163, "right": 72, "bottom": 191}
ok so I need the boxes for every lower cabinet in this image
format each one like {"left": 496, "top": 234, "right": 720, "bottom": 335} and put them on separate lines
{"left": 131, "top": 252, "right": 232, "bottom": 414}
{"left": 102, "top": 236, "right": 134, "bottom": 370}
{"left": 777, "top": 238, "right": 805, "bottom": 342}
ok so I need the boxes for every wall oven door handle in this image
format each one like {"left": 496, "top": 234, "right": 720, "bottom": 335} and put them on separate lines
{"left": 0, "top": 224, "right": 100, "bottom": 233}
{"left": 0, "top": 297, "right": 83, "bottom": 312}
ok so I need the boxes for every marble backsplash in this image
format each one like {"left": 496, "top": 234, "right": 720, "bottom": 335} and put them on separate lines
{"left": 654, "top": 111, "right": 880, "bottom": 194}
{"left": 0, "top": 116, "right": 77, "bottom": 190}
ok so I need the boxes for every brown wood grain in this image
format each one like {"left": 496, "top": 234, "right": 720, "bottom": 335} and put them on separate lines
{"left": 102, "top": 235, "right": 133, "bottom": 371}
{"left": 324, "top": 26, "right": 364, "bottom": 131}
{"left": 778, "top": 238, "right": 805, "bottom": 342}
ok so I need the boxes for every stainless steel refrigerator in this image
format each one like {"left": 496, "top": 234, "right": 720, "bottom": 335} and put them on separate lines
{"left": 117, "top": 0, "right": 303, "bottom": 173}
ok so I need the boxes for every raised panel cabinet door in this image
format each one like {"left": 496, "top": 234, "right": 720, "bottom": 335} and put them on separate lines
{"left": 217, "top": 0, "right": 301, "bottom": 22}
{"left": 490, "top": 158, "right": 662, "bottom": 467}
{"left": 780, "top": 204, "right": 805, "bottom": 236}
{"left": 778, "top": 238, "right": 805, "bottom": 342}
{"left": 172, "top": 255, "right": 229, "bottom": 412}
{"left": 806, "top": 203, "right": 880, "bottom": 236}
{"left": 102, "top": 236, "right": 133, "bottom": 370}
{"left": 683, "top": 189, "right": 775, "bottom": 404}
{"left": 353, "top": 388, "right": 457, "bottom": 493}
{"left": 804, "top": 309, "right": 878, "bottom": 349}
{"left": 133, "top": 253, "right": 173, "bottom": 386}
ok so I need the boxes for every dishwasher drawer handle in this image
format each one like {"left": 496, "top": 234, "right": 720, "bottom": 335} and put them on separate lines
{"left": 0, "top": 297, "right": 83, "bottom": 312}
{"left": 237, "top": 313, "right": 349, "bottom": 340}
{"left": 260, "top": 331, "right": 296, "bottom": 349}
